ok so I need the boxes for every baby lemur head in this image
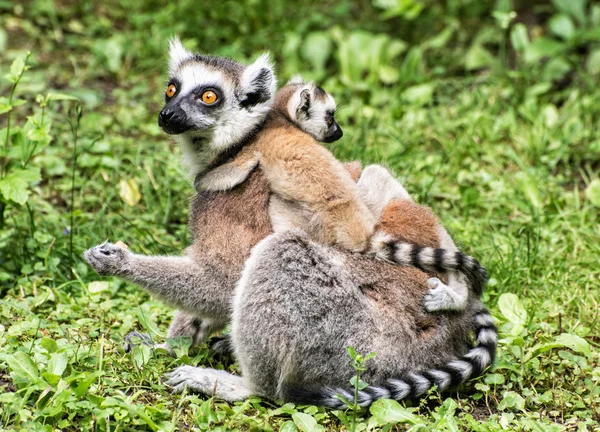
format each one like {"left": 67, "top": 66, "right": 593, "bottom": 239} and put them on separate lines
{"left": 276, "top": 77, "right": 343, "bottom": 143}
{"left": 158, "top": 38, "right": 277, "bottom": 152}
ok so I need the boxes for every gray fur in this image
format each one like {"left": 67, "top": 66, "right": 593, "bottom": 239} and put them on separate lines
{"left": 166, "top": 229, "right": 495, "bottom": 406}
{"left": 84, "top": 242, "right": 229, "bottom": 337}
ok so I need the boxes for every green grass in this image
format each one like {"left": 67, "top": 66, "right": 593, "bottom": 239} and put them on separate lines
{"left": 1, "top": 0, "right": 600, "bottom": 430}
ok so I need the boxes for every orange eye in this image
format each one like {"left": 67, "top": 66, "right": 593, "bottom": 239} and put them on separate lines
{"left": 166, "top": 84, "right": 177, "bottom": 98}
{"left": 201, "top": 90, "right": 218, "bottom": 105}
{"left": 327, "top": 116, "right": 333, "bottom": 125}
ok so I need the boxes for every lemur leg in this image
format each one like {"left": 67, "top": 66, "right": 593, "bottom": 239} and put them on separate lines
{"left": 357, "top": 165, "right": 412, "bottom": 219}
{"left": 84, "top": 242, "right": 232, "bottom": 328}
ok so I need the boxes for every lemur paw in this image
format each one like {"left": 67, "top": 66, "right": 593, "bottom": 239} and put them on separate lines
{"left": 84, "top": 241, "right": 133, "bottom": 276}
{"left": 123, "top": 331, "right": 153, "bottom": 353}
{"left": 424, "top": 278, "right": 465, "bottom": 312}
{"left": 165, "top": 365, "right": 212, "bottom": 394}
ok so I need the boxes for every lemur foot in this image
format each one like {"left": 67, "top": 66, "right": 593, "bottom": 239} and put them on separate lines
{"left": 165, "top": 365, "right": 214, "bottom": 394}
{"left": 84, "top": 241, "right": 133, "bottom": 276}
{"left": 423, "top": 277, "right": 467, "bottom": 312}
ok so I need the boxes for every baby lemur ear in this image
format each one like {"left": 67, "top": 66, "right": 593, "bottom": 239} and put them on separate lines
{"left": 240, "top": 53, "right": 277, "bottom": 108}
{"left": 296, "top": 89, "right": 311, "bottom": 119}
{"left": 168, "top": 37, "right": 192, "bottom": 73}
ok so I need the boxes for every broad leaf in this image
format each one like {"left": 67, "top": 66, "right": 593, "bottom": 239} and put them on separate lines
{"left": 549, "top": 13, "right": 576, "bottom": 40}
{"left": 510, "top": 23, "right": 529, "bottom": 51}
{"left": 0, "top": 167, "right": 41, "bottom": 205}
{"left": 524, "top": 38, "right": 566, "bottom": 63}
{"left": 497, "top": 293, "right": 527, "bottom": 326}
{"left": 370, "top": 399, "right": 425, "bottom": 425}
{"left": 5, "top": 351, "right": 39, "bottom": 383}
{"left": 46, "top": 352, "right": 69, "bottom": 377}
{"left": 498, "top": 391, "right": 525, "bottom": 412}
{"left": 551, "top": 0, "right": 586, "bottom": 25}
{"left": 292, "top": 412, "right": 324, "bottom": 432}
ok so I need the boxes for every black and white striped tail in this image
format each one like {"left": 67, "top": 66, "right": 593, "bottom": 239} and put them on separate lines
{"left": 281, "top": 306, "right": 497, "bottom": 409}
{"left": 371, "top": 233, "right": 488, "bottom": 295}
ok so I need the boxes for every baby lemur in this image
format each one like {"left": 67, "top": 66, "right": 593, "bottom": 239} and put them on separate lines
{"left": 85, "top": 41, "right": 495, "bottom": 406}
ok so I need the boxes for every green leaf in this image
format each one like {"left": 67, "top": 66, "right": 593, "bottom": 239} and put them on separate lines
{"left": 46, "top": 352, "right": 69, "bottom": 377}
{"left": 292, "top": 412, "right": 324, "bottom": 432}
{"left": 88, "top": 281, "right": 110, "bottom": 294}
{"left": 498, "top": 391, "right": 525, "bottom": 412}
{"left": 40, "top": 337, "right": 58, "bottom": 353}
{"left": 551, "top": 0, "right": 586, "bottom": 25}
{"left": 510, "top": 23, "right": 529, "bottom": 51}
{"left": 484, "top": 373, "right": 505, "bottom": 385}
{"left": 526, "top": 333, "right": 591, "bottom": 362}
{"left": 369, "top": 399, "right": 425, "bottom": 425}
{"left": 585, "top": 179, "right": 600, "bottom": 207}
{"left": 524, "top": 38, "right": 566, "bottom": 63}
{"left": 542, "top": 56, "right": 572, "bottom": 82}
{"left": 135, "top": 307, "right": 163, "bottom": 337}
{"left": 465, "top": 44, "right": 496, "bottom": 71}
{"left": 549, "top": 13, "right": 576, "bottom": 40}
{"left": 7, "top": 52, "right": 30, "bottom": 83}
{"left": 0, "top": 167, "right": 41, "bottom": 205}
{"left": 5, "top": 351, "right": 39, "bottom": 383}
{"left": 553, "top": 333, "right": 591, "bottom": 357}
{"left": 497, "top": 293, "right": 527, "bottom": 326}
{"left": 280, "top": 421, "right": 299, "bottom": 432}
{"left": 301, "top": 32, "right": 332, "bottom": 72}
{"left": 402, "top": 83, "right": 434, "bottom": 105}
{"left": 586, "top": 49, "right": 600, "bottom": 74}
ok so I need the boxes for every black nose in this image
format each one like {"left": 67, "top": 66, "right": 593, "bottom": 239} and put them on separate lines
{"left": 159, "top": 109, "right": 174, "bottom": 124}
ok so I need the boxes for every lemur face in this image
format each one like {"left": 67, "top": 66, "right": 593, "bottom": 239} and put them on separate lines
{"left": 286, "top": 81, "right": 343, "bottom": 144}
{"left": 159, "top": 38, "right": 276, "bottom": 150}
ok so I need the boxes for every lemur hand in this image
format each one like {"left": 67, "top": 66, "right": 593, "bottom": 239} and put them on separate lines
{"left": 84, "top": 241, "right": 134, "bottom": 276}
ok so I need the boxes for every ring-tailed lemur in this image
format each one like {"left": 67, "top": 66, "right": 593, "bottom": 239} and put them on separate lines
{"left": 84, "top": 40, "right": 495, "bottom": 405}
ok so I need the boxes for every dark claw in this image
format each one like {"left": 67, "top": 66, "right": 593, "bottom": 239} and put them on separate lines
{"left": 123, "top": 331, "right": 153, "bottom": 353}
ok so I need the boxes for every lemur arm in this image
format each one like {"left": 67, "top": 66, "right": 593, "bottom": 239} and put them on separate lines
{"left": 84, "top": 242, "right": 232, "bottom": 319}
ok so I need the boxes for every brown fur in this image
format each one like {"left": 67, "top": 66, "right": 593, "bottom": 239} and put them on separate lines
{"left": 187, "top": 168, "right": 272, "bottom": 278}
{"left": 376, "top": 199, "right": 441, "bottom": 248}
{"left": 254, "top": 104, "right": 376, "bottom": 252}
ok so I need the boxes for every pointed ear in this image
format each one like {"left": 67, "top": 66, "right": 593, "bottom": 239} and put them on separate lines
{"left": 169, "top": 37, "right": 192, "bottom": 73}
{"left": 240, "top": 53, "right": 277, "bottom": 107}
{"left": 295, "top": 89, "right": 311, "bottom": 119}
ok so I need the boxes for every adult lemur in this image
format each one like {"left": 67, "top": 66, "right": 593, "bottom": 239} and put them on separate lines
{"left": 85, "top": 39, "right": 496, "bottom": 407}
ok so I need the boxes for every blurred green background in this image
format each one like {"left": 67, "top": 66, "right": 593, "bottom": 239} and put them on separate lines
{"left": 1, "top": 0, "right": 600, "bottom": 430}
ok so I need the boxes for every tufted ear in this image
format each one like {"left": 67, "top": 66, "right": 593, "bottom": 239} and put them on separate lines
{"left": 168, "top": 37, "right": 192, "bottom": 73}
{"left": 239, "top": 53, "right": 277, "bottom": 107}
{"left": 295, "top": 89, "right": 311, "bottom": 119}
